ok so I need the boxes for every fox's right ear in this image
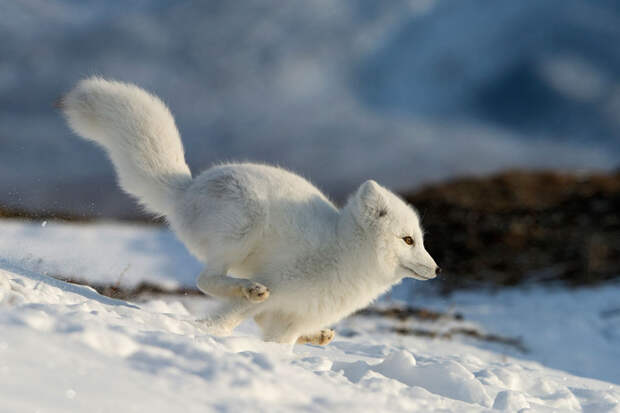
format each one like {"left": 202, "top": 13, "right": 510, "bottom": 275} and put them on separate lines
{"left": 349, "top": 180, "right": 388, "bottom": 227}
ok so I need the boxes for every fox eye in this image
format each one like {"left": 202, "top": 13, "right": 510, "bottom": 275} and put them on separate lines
{"left": 402, "top": 236, "right": 414, "bottom": 246}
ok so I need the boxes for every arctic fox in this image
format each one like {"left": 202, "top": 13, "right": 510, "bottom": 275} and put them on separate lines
{"left": 60, "top": 77, "right": 440, "bottom": 345}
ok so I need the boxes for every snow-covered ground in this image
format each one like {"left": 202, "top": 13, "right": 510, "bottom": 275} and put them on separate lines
{"left": 0, "top": 219, "right": 201, "bottom": 289}
{"left": 2, "top": 219, "right": 620, "bottom": 411}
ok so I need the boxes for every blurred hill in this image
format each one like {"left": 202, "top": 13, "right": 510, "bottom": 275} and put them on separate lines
{"left": 1, "top": 0, "right": 619, "bottom": 217}
{"left": 406, "top": 170, "right": 620, "bottom": 292}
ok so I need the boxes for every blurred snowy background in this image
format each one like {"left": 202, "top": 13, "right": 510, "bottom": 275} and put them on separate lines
{"left": 1, "top": 0, "right": 619, "bottom": 219}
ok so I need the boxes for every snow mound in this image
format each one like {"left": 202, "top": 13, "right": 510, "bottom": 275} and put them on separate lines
{"left": 1, "top": 261, "right": 618, "bottom": 412}
{"left": 335, "top": 350, "right": 492, "bottom": 406}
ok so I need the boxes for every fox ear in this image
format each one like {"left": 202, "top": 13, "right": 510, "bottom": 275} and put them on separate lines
{"left": 351, "top": 180, "right": 388, "bottom": 225}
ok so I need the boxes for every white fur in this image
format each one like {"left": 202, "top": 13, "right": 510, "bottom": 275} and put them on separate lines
{"left": 61, "top": 77, "right": 191, "bottom": 216}
{"left": 61, "top": 77, "right": 439, "bottom": 345}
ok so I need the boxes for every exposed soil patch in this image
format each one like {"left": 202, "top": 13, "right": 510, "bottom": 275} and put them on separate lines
{"left": 390, "top": 326, "right": 528, "bottom": 353}
{"left": 60, "top": 278, "right": 204, "bottom": 300}
{"left": 357, "top": 306, "right": 463, "bottom": 322}
{"left": 357, "top": 304, "right": 528, "bottom": 353}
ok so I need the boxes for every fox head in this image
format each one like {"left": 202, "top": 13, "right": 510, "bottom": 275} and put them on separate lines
{"left": 347, "top": 180, "right": 440, "bottom": 281}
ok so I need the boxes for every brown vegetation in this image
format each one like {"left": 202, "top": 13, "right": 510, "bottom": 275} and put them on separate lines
{"left": 405, "top": 170, "right": 620, "bottom": 292}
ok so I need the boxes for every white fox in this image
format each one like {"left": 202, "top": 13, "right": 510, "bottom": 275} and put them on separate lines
{"left": 60, "top": 77, "right": 440, "bottom": 345}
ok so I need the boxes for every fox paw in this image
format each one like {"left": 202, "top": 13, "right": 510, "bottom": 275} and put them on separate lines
{"left": 317, "top": 329, "right": 335, "bottom": 345}
{"left": 297, "top": 329, "right": 335, "bottom": 346}
{"left": 243, "top": 283, "right": 270, "bottom": 303}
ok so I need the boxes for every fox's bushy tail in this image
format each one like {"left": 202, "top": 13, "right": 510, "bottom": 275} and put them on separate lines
{"left": 61, "top": 77, "right": 192, "bottom": 217}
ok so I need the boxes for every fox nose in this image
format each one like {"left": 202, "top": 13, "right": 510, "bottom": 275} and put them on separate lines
{"left": 435, "top": 266, "right": 442, "bottom": 276}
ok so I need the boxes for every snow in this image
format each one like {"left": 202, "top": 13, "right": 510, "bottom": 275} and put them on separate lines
{"left": 0, "top": 219, "right": 201, "bottom": 289}
{"left": 406, "top": 285, "right": 620, "bottom": 385}
{"left": 1, "top": 220, "right": 620, "bottom": 411}
{"left": 1, "top": 258, "right": 619, "bottom": 412}
{"left": 3, "top": 218, "right": 620, "bottom": 386}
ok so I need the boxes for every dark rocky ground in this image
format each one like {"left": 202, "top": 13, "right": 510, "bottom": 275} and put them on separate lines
{"left": 405, "top": 170, "right": 620, "bottom": 292}
{"left": 3, "top": 170, "right": 619, "bottom": 292}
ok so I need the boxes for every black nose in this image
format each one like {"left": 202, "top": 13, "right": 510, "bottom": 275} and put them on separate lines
{"left": 435, "top": 266, "right": 442, "bottom": 275}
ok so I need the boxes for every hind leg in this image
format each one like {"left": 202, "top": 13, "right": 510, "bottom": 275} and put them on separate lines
{"left": 254, "top": 312, "right": 303, "bottom": 345}
{"left": 197, "top": 266, "right": 270, "bottom": 303}
{"left": 184, "top": 173, "right": 270, "bottom": 302}
{"left": 297, "top": 329, "right": 335, "bottom": 346}
{"left": 202, "top": 297, "right": 264, "bottom": 336}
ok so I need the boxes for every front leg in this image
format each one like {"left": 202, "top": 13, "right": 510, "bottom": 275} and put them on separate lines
{"left": 296, "top": 329, "right": 335, "bottom": 346}
{"left": 196, "top": 267, "right": 270, "bottom": 303}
